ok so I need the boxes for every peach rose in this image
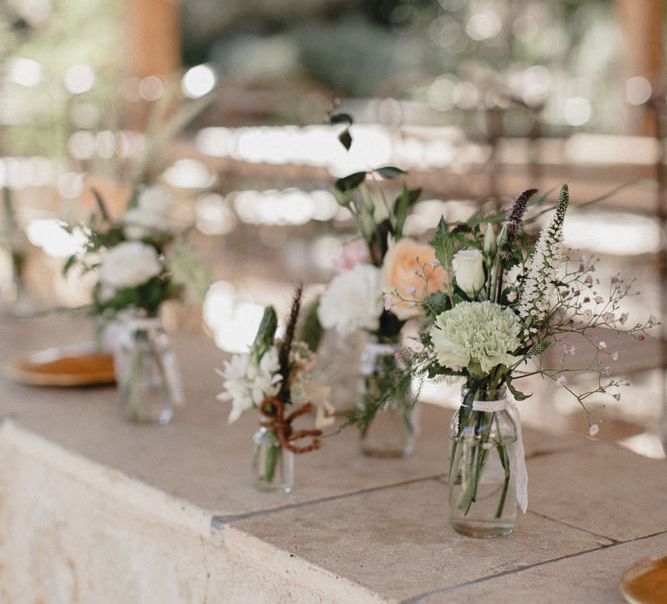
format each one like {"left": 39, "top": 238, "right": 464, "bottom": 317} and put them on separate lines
{"left": 381, "top": 238, "right": 448, "bottom": 320}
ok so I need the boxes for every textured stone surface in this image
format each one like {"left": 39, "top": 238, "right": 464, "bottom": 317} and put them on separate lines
{"left": 527, "top": 442, "right": 667, "bottom": 541}
{"left": 0, "top": 314, "right": 579, "bottom": 519}
{"left": 232, "top": 480, "right": 610, "bottom": 602}
{"left": 0, "top": 314, "right": 661, "bottom": 603}
{"left": 0, "top": 422, "right": 390, "bottom": 604}
{"left": 420, "top": 531, "right": 667, "bottom": 604}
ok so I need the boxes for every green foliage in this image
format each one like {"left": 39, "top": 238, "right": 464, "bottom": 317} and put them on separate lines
{"left": 334, "top": 171, "right": 367, "bottom": 192}
{"left": 298, "top": 298, "right": 324, "bottom": 352}
{"left": 375, "top": 166, "right": 406, "bottom": 179}
{"left": 431, "top": 216, "right": 456, "bottom": 272}
{"left": 250, "top": 306, "right": 278, "bottom": 365}
{"left": 165, "top": 240, "right": 214, "bottom": 303}
{"left": 353, "top": 350, "right": 416, "bottom": 436}
{"left": 329, "top": 112, "right": 353, "bottom": 150}
{"left": 506, "top": 378, "right": 532, "bottom": 401}
{"left": 374, "top": 310, "right": 405, "bottom": 343}
{"left": 423, "top": 291, "right": 451, "bottom": 320}
{"left": 93, "top": 276, "right": 175, "bottom": 318}
{"left": 393, "top": 185, "right": 421, "bottom": 239}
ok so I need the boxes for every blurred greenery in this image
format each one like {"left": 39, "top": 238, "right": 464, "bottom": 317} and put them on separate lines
{"left": 0, "top": 0, "right": 119, "bottom": 158}
{"left": 184, "top": 0, "right": 663, "bottom": 134}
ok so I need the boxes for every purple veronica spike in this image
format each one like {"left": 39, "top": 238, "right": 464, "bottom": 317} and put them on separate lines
{"left": 506, "top": 188, "right": 538, "bottom": 244}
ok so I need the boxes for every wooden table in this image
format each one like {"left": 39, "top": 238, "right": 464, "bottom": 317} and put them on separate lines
{"left": 0, "top": 314, "right": 665, "bottom": 603}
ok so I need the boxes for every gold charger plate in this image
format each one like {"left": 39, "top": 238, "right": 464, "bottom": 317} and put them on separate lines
{"left": 620, "top": 554, "right": 667, "bottom": 604}
{"left": 4, "top": 343, "right": 116, "bottom": 387}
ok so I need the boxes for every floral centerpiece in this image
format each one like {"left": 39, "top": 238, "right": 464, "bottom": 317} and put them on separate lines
{"left": 402, "top": 185, "right": 655, "bottom": 536}
{"left": 315, "top": 114, "right": 447, "bottom": 457}
{"left": 64, "top": 185, "right": 212, "bottom": 424}
{"left": 219, "top": 287, "right": 334, "bottom": 493}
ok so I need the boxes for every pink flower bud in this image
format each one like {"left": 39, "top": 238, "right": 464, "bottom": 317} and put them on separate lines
{"left": 556, "top": 375, "right": 568, "bottom": 387}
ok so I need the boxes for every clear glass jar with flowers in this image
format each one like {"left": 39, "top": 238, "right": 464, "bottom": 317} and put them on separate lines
{"left": 314, "top": 114, "right": 447, "bottom": 457}
{"left": 402, "top": 185, "right": 656, "bottom": 536}
{"left": 63, "top": 185, "right": 212, "bottom": 424}
{"left": 218, "top": 287, "right": 335, "bottom": 493}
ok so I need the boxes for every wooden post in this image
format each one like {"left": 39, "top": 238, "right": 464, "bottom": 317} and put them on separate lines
{"left": 123, "top": 0, "right": 181, "bottom": 80}
{"left": 122, "top": 0, "right": 182, "bottom": 128}
{"left": 617, "top": 0, "right": 663, "bottom": 135}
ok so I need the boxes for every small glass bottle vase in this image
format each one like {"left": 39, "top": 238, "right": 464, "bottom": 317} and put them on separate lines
{"left": 113, "top": 317, "right": 184, "bottom": 425}
{"left": 252, "top": 425, "right": 294, "bottom": 493}
{"left": 448, "top": 386, "right": 517, "bottom": 537}
{"left": 357, "top": 340, "right": 419, "bottom": 458}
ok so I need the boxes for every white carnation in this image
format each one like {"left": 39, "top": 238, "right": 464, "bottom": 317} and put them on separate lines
{"left": 430, "top": 301, "right": 522, "bottom": 376}
{"left": 98, "top": 241, "right": 162, "bottom": 289}
{"left": 318, "top": 264, "right": 383, "bottom": 337}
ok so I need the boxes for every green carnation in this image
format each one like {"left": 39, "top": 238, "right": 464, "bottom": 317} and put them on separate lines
{"left": 430, "top": 301, "right": 522, "bottom": 376}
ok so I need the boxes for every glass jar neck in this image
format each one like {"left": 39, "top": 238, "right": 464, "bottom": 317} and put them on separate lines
{"left": 462, "top": 384, "right": 507, "bottom": 403}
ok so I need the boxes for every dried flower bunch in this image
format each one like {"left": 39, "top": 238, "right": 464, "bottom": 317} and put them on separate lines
{"left": 219, "top": 286, "right": 335, "bottom": 438}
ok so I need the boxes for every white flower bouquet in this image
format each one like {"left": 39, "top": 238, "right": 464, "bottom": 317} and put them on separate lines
{"left": 401, "top": 185, "right": 656, "bottom": 534}
{"left": 64, "top": 185, "right": 211, "bottom": 319}
{"left": 219, "top": 287, "right": 334, "bottom": 491}
{"left": 63, "top": 185, "right": 213, "bottom": 423}
{"left": 316, "top": 114, "right": 447, "bottom": 448}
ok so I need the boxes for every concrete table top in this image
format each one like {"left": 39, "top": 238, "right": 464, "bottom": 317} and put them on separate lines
{"left": 0, "top": 314, "right": 665, "bottom": 603}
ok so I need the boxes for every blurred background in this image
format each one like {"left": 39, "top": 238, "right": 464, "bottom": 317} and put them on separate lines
{"left": 0, "top": 0, "right": 665, "bottom": 456}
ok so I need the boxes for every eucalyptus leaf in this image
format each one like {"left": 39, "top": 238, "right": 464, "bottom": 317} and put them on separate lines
{"left": 374, "top": 166, "right": 406, "bottom": 179}
{"left": 335, "top": 171, "right": 367, "bottom": 192}
{"left": 338, "top": 129, "right": 352, "bottom": 150}
{"left": 329, "top": 113, "right": 353, "bottom": 125}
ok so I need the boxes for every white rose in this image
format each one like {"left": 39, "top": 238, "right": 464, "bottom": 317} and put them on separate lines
{"left": 123, "top": 207, "right": 172, "bottom": 239}
{"left": 452, "top": 248, "right": 485, "bottom": 297}
{"left": 318, "top": 264, "right": 383, "bottom": 337}
{"left": 123, "top": 186, "right": 174, "bottom": 239}
{"left": 98, "top": 241, "right": 162, "bottom": 289}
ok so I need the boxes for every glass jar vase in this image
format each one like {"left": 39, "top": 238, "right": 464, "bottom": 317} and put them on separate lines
{"left": 252, "top": 425, "right": 294, "bottom": 493}
{"left": 357, "top": 340, "right": 419, "bottom": 458}
{"left": 448, "top": 386, "right": 518, "bottom": 537}
{"left": 113, "top": 316, "right": 184, "bottom": 424}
